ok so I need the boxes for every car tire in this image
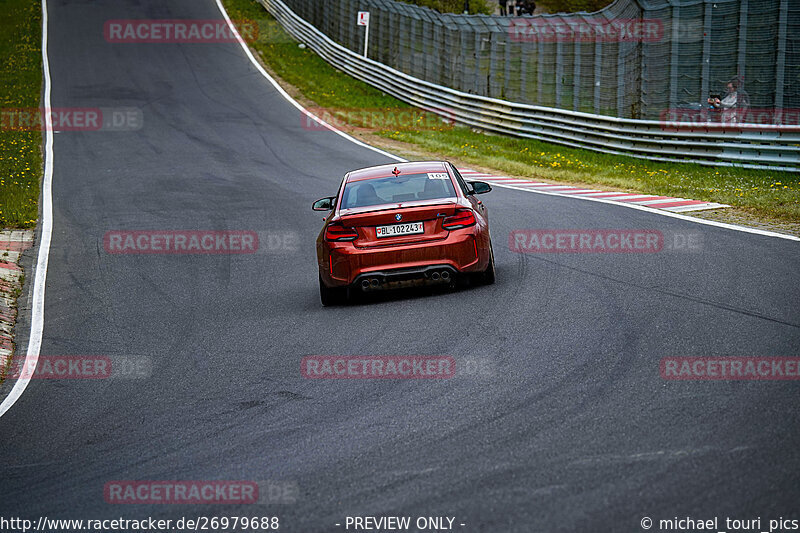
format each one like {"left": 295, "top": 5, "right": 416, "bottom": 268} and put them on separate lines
{"left": 319, "top": 277, "right": 348, "bottom": 306}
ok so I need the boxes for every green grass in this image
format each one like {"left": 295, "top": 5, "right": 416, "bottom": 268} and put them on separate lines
{"left": 385, "top": 129, "right": 800, "bottom": 221}
{"left": 240, "top": 9, "right": 405, "bottom": 111}
{"left": 0, "top": 0, "right": 42, "bottom": 229}
{"left": 225, "top": 0, "right": 800, "bottom": 223}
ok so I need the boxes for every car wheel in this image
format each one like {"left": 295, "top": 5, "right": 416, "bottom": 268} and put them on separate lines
{"left": 319, "top": 276, "right": 348, "bottom": 306}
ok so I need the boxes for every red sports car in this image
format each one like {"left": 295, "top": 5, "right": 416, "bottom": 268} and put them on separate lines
{"left": 313, "top": 161, "right": 495, "bottom": 305}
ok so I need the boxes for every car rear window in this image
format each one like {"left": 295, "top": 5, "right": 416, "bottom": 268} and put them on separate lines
{"left": 340, "top": 173, "right": 457, "bottom": 209}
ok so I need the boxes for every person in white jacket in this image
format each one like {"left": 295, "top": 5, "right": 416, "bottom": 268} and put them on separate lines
{"left": 708, "top": 80, "right": 749, "bottom": 124}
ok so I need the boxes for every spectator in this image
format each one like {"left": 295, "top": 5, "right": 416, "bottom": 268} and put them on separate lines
{"left": 498, "top": 0, "right": 508, "bottom": 16}
{"left": 518, "top": 0, "right": 536, "bottom": 15}
{"left": 708, "top": 79, "right": 749, "bottom": 124}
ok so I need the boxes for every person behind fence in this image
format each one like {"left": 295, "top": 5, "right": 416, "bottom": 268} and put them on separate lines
{"left": 515, "top": 0, "right": 536, "bottom": 15}
{"left": 498, "top": 0, "right": 508, "bottom": 16}
{"left": 707, "top": 80, "right": 749, "bottom": 124}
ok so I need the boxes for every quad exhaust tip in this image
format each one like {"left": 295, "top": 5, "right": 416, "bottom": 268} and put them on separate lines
{"left": 361, "top": 270, "right": 453, "bottom": 291}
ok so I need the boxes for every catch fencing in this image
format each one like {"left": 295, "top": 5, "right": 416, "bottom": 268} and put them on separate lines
{"left": 255, "top": 0, "right": 800, "bottom": 170}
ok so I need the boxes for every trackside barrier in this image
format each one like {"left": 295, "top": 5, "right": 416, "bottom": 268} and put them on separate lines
{"left": 254, "top": 0, "right": 800, "bottom": 171}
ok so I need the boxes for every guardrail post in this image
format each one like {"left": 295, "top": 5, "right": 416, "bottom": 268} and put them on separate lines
{"left": 322, "top": 0, "right": 330, "bottom": 41}
{"left": 617, "top": 43, "right": 625, "bottom": 117}
{"left": 474, "top": 30, "right": 482, "bottom": 95}
{"left": 409, "top": 16, "right": 418, "bottom": 77}
{"left": 700, "top": 2, "right": 713, "bottom": 112}
{"left": 573, "top": 38, "right": 581, "bottom": 112}
{"left": 460, "top": 27, "right": 469, "bottom": 92}
{"left": 504, "top": 34, "right": 511, "bottom": 100}
{"left": 594, "top": 41, "right": 602, "bottom": 114}
{"left": 346, "top": 0, "right": 354, "bottom": 52}
{"left": 537, "top": 38, "right": 545, "bottom": 104}
{"left": 774, "top": 0, "right": 788, "bottom": 123}
{"left": 555, "top": 38, "right": 564, "bottom": 108}
{"left": 520, "top": 40, "right": 528, "bottom": 103}
{"left": 669, "top": 4, "right": 680, "bottom": 112}
{"left": 423, "top": 18, "right": 432, "bottom": 81}
{"left": 490, "top": 33, "right": 499, "bottom": 98}
{"left": 737, "top": 0, "right": 748, "bottom": 85}
{"left": 640, "top": 28, "right": 648, "bottom": 119}
{"left": 435, "top": 22, "right": 445, "bottom": 87}
{"left": 384, "top": 6, "right": 393, "bottom": 66}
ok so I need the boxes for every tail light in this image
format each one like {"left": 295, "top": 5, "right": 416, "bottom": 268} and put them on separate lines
{"left": 442, "top": 209, "right": 476, "bottom": 230}
{"left": 325, "top": 223, "right": 358, "bottom": 242}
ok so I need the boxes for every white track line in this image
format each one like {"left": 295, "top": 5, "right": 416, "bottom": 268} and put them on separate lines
{"left": 489, "top": 182, "right": 800, "bottom": 241}
{"left": 0, "top": 0, "right": 54, "bottom": 419}
{"left": 214, "top": 0, "right": 405, "bottom": 164}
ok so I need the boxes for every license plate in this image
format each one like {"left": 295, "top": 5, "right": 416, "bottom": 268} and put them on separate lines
{"left": 375, "top": 221, "right": 424, "bottom": 238}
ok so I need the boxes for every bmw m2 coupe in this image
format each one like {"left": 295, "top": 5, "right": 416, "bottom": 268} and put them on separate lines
{"left": 312, "top": 161, "right": 495, "bottom": 306}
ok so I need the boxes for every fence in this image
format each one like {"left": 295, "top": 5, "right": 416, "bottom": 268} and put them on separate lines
{"left": 255, "top": 0, "right": 800, "bottom": 170}
{"left": 275, "top": 0, "right": 799, "bottom": 122}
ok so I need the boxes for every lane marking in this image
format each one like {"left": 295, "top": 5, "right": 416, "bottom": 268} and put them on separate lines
{"left": 0, "top": 0, "right": 54, "bottom": 418}
{"left": 486, "top": 181, "right": 800, "bottom": 242}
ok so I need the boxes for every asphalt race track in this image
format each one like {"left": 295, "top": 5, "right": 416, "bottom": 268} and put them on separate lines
{"left": 1, "top": 1, "right": 799, "bottom": 531}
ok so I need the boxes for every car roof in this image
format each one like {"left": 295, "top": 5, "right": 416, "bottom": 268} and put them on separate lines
{"left": 346, "top": 161, "right": 449, "bottom": 183}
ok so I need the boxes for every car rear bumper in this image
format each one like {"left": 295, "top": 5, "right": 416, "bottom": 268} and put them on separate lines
{"left": 320, "top": 231, "right": 485, "bottom": 288}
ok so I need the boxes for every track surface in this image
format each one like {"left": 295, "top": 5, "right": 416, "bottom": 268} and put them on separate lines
{"left": 1, "top": 1, "right": 799, "bottom": 531}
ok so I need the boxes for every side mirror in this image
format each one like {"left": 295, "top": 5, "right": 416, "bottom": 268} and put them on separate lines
{"left": 468, "top": 181, "right": 492, "bottom": 195}
{"left": 312, "top": 197, "right": 335, "bottom": 211}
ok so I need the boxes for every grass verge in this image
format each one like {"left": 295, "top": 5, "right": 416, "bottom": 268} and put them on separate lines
{"left": 0, "top": 0, "right": 43, "bottom": 229}
{"left": 225, "top": 0, "right": 799, "bottom": 226}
